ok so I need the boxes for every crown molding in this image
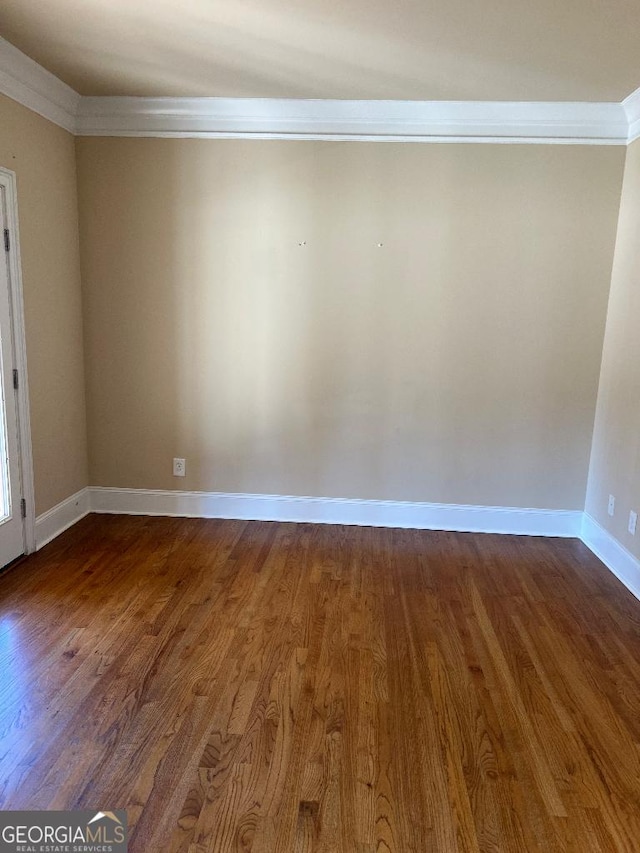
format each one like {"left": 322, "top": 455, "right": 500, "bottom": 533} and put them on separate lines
{"left": 622, "top": 86, "right": 640, "bottom": 143}
{"left": 0, "top": 36, "right": 79, "bottom": 133}
{"left": 0, "top": 34, "right": 638, "bottom": 144}
{"left": 75, "top": 96, "right": 629, "bottom": 144}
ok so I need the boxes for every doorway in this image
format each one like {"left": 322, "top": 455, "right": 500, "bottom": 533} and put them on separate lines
{"left": 0, "top": 167, "right": 35, "bottom": 567}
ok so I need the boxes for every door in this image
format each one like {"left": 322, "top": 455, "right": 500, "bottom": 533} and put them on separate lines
{"left": 0, "top": 184, "right": 25, "bottom": 566}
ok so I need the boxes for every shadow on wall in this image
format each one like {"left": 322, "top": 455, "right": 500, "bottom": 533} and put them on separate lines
{"left": 77, "top": 139, "right": 621, "bottom": 510}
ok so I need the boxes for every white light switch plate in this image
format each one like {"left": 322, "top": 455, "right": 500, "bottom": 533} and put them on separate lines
{"left": 629, "top": 510, "right": 637, "bottom": 535}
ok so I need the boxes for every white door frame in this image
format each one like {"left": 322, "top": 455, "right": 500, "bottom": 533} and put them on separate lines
{"left": 0, "top": 166, "right": 36, "bottom": 555}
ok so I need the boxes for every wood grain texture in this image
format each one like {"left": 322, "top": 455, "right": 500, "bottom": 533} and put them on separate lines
{"left": 1, "top": 514, "right": 639, "bottom": 851}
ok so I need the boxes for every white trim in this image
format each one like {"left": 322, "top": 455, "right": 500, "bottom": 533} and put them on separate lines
{"left": 0, "top": 37, "right": 79, "bottom": 133}
{"left": 622, "top": 86, "right": 640, "bottom": 143}
{"left": 31, "top": 489, "right": 640, "bottom": 607}
{"left": 70, "top": 131, "right": 628, "bottom": 146}
{"left": 581, "top": 514, "right": 640, "bottom": 602}
{"left": 0, "top": 35, "right": 638, "bottom": 144}
{"left": 35, "top": 487, "right": 90, "bottom": 549}
{"left": 75, "top": 96, "right": 629, "bottom": 144}
{"left": 89, "top": 486, "right": 582, "bottom": 537}
{"left": 0, "top": 167, "right": 36, "bottom": 554}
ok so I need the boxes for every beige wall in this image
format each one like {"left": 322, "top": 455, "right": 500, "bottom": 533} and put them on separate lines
{"left": 0, "top": 94, "right": 88, "bottom": 515}
{"left": 0, "top": 90, "right": 631, "bottom": 525}
{"left": 76, "top": 139, "right": 624, "bottom": 509}
{"left": 586, "top": 138, "right": 640, "bottom": 555}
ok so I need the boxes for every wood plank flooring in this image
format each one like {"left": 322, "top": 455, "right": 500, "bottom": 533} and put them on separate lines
{"left": 1, "top": 514, "right": 640, "bottom": 851}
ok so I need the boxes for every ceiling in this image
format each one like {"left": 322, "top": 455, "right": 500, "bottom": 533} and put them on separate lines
{"left": 1, "top": 0, "right": 639, "bottom": 102}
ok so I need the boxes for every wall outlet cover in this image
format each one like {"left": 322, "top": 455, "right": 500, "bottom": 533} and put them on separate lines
{"left": 173, "top": 458, "right": 186, "bottom": 477}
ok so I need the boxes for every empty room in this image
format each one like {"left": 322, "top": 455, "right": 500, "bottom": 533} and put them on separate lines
{"left": 0, "top": 1, "right": 640, "bottom": 850}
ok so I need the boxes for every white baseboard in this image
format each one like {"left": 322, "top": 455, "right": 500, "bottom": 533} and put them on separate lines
{"left": 35, "top": 487, "right": 91, "bottom": 549}
{"left": 581, "top": 514, "right": 640, "bottom": 602}
{"left": 32, "top": 488, "right": 640, "bottom": 604}
{"left": 89, "top": 486, "right": 582, "bottom": 537}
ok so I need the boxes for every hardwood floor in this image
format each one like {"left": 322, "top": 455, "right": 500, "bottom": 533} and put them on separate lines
{"left": 1, "top": 515, "right": 640, "bottom": 851}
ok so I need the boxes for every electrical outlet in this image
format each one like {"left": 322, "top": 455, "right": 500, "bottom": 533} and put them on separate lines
{"left": 629, "top": 510, "right": 637, "bottom": 536}
{"left": 608, "top": 494, "right": 615, "bottom": 516}
{"left": 173, "top": 457, "right": 186, "bottom": 477}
